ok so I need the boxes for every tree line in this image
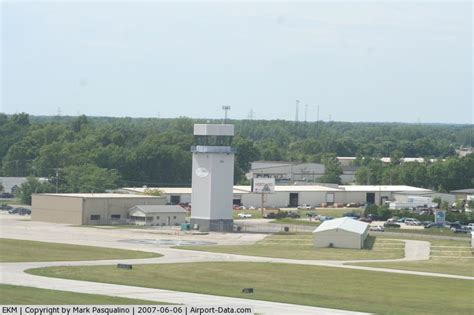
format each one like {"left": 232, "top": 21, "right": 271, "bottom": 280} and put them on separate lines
{"left": 0, "top": 112, "right": 472, "bottom": 201}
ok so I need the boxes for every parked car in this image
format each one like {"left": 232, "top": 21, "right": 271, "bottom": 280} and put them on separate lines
{"left": 263, "top": 212, "right": 276, "bottom": 219}
{"left": 384, "top": 222, "right": 401, "bottom": 228}
{"left": 452, "top": 227, "right": 470, "bottom": 234}
{"left": 397, "top": 217, "right": 408, "bottom": 223}
{"left": 422, "top": 221, "right": 436, "bottom": 228}
{"left": 306, "top": 211, "right": 317, "bottom": 217}
{"left": 369, "top": 225, "right": 384, "bottom": 232}
{"left": 319, "top": 215, "right": 334, "bottom": 222}
{"left": 17, "top": 207, "right": 31, "bottom": 215}
{"left": 0, "top": 193, "right": 14, "bottom": 199}
{"left": 387, "top": 217, "right": 399, "bottom": 223}
{"left": 345, "top": 202, "right": 362, "bottom": 208}
{"left": 405, "top": 218, "right": 421, "bottom": 226}
{"left": 8, "top": 208, "right": 18, "bottom": 214}
{"left": 359, "top": 217, "right": 373, "bottom": 223}
{"left": 449, "top": 223, "right": 462, "bottom": 231}
{"left": 367, "top": 214, "right": 383, "bottom": 221}
{"left": 343, "top": 212, "right": 360, "bottom": 219}
{"left": 297, "top": 204, "right": 311, "bottom": 210}
{"left": 8, "top": 207, "right": 31, "bottom": 215}
{"left": 286, "top": 211, "right": 300, "bottom": 218}
{"left": 237, "top": 213, "right": 252, "bottom": 219}
{"left": 0, "top": 204, "right": 13, "bottom": 211}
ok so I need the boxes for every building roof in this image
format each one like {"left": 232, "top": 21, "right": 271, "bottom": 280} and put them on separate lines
{"left": 129, "top": 205, "right": 186, "bottom": 215}
{"left": 36, "top": 193, "right": 164, "bottom": 199}
{"left": 122, "top": 185, "right": 430, "bottom": 195}
{"left": 450, "top": 188, "right": 474, "bottom": 194}
{"left": 340, "top": 185, "right": 431, "bottom": 192}
{"left": 313, "top": 217, "right": 369, "bottom": 234}
{"left": 233, "top": 185, "right": 342, "bottom": 193}
{"left": 122, "top": 187, "right": 248, "bottom": 194}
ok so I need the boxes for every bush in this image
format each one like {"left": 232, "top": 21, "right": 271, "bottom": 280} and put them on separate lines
{"left": 363, "top": 204, "right": 391, "bottom": 220}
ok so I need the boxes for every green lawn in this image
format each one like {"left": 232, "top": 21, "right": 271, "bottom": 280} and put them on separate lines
{"left": 0, "top": 238, "right": 161, "bottom": 262}
{"left": 27, "top": 262, "right": 473, "bottom": 314}
{"left": 350, "top": 237, "right": 474, "bottom": 277}
{"left": 270, "top": 218, "right": 321, "bottom": 226}
{"left": 176, "top": 233, "right": 405, "bottom": 260}
{"left": 0, "top": 198, "right": 23, "bottom": 205}
{"left": 385, "top": 227, "right": 470, "bottom": 238}
{"left": 233, "top": 209, "right": 264, "bottom": 219}
{"left": 281, "top": 207, "right": 364, "bottom": 218}
{"left": 0, "top": 284, "right": 167, "bottom": 305}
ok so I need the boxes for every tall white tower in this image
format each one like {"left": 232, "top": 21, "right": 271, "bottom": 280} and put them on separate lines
{"left": 190, "top": 124, "right": 235, "bottom": 232}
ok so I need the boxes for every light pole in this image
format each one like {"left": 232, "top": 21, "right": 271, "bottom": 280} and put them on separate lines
{"left": 222, "top": 106, "right": 231, "bottom": 124}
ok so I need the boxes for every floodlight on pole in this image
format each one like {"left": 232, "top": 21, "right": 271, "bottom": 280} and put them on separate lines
{"left": 222, "top": 106, "right": 231, "bottom": 124}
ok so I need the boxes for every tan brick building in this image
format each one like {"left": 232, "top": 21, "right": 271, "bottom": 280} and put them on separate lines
{"left": 32, "top": 193, "right": 166, "bottom": 225}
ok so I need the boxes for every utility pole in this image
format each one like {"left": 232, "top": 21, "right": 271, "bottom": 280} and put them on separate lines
{"left": 222, "top": 106, "right": 231, "bottom": 124}
{"left": 304, "top": 104, "right": 308, "bottom": 123}
{"left": 248, "top": 109, "right": 254, "bottom": 120}
{"left": 317, "top": 105, "right": 320, "bottom": 121}
{"left": 55, "top": 168, "right": 61, "bottom": 193}
{"left": 15, "top": 160, "right": 19, "bottom": 177}
{"left": 295, "top": 100, "right": 300, "bottom": 122}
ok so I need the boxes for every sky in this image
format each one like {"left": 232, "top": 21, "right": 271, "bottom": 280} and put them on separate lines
{"left": 1, "top": 1, "right": 472, "bottom": 123}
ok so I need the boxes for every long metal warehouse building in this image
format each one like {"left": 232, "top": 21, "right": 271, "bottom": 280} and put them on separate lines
{"left": 120, "top": 185, "right": 433, "bottom": 208}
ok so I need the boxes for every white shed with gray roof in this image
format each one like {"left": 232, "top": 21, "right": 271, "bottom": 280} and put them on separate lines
{"left": 128, "top": 205, "right": 187, "bottom": 226}
{"left": 313, "top": 217, "right": 369, "bottom": 249}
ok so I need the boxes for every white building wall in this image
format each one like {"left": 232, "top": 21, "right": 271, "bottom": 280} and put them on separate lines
{"left": 146, "top": 212, "right": 186, "bottom": 226}
{"left": 313, "top": 230, "right": 365, "bottom": 249}
{"left": 191, "top": 152, "right": 234, "bottom": 220}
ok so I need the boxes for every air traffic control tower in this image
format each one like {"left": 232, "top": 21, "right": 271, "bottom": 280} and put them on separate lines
{"left": 190, "top": 124, "right": 235, "bottom": 232}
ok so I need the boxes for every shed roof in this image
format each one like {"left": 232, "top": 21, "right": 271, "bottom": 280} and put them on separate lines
{"left": 340, "top": 185, "right": 431, "bottom": 192}
{"left": 313, "top": 217, "right": 369, "bottom": 234}
{"left": 129, "top": 205, "right": 186, "bottom": 214}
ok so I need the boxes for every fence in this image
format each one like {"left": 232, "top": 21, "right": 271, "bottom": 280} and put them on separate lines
{"left": 234, "top": 222, "right": 315, "bottom": 234}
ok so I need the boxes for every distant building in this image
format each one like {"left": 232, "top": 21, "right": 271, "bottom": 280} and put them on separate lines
{"left": 313, "top": 217, "right": 369, "bottom": 249}
{"left": 32, "top": 193, "right": 166, "bottom": 225}
{"left": 249, "top": 161, "right": 325, "bottom": 183}
{"left": 248, "top": 158, "right": 439, "bottom": 186}
{"left": 450, "top": 188, "right": 474, "bottom": 200}
{"left": 456, "top": 147, "right": 473, "bottom": 157}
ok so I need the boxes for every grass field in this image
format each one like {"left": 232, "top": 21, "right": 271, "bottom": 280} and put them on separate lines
{"left": 350, "top": 237, "right": 474, "bottom": 277}
{"left": 0, "top": 238, "right": 161, "bottom": 262}
{"left": 0, "top": 284, "right": 167, "bottom": 305}
{"left": 176, "top": 233, "right": 405, "bottom": 260}
{"left": 270, "top": 218, "right": 321, "bottom": 226}
{"left": 233, "top": 209, "right": 264, "bottom": 219}
{"left": 385, "top": 227, "right": 470, "bottom": 238}
{"left": 0, "top": 198, "right": 22, "bottom": 205}
{"left": 27, "top": 262, "right": 473, "bottom": 314}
